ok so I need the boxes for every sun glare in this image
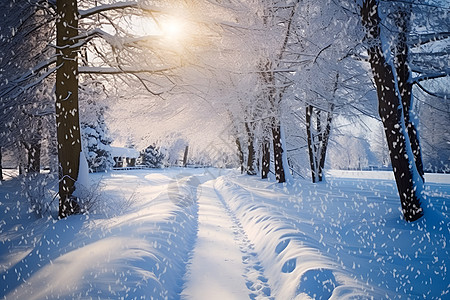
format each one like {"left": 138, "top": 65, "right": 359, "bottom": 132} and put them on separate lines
{"left": 162, "top": 17, "right": 184, "bottom": 40}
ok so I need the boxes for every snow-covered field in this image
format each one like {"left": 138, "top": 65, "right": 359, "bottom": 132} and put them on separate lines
{"left": 1, "top": 168, "right": 449, "bottom": 299}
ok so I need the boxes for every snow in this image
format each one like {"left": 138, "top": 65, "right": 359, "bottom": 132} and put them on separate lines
{"left": 110, "top": 146, "right": 140, "bottom": 159}
{"left": 1, "top": 168, "right": 449, "bottom": 299}
{"left": 75, "top": 151, "right": 91, "bottom": 190}
{"left": 181, "top": 180, "right": 249, "bottom": 300}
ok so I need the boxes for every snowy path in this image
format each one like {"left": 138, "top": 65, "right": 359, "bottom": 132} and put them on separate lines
{"left": 1, "top": 169, "right": 448, "bottom": 299}
{"left": 181, "top": 180, "right": 272, "bottom": 300}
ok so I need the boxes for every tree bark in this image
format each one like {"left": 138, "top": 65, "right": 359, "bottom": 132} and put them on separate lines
{"left": 318, "top": 107, "right": 333, "bottom": 182}
{"left": 0, "top": 146, "right": 3, "bottom": 181}
{"left": 246, "top": 138, "right": 257, "bottom": 175}
{"left": 393, "top": 3, "right": 425, "bottom": 181}
{"left": 306, "top": 105, "right": 318, "bottom": 183}
{"left": 361, "top": 0, "right": 423, "bottom": 222}
{"left": 245, "top": 122, "right": 257, "bottom": 175}
{"left": 56, "top": 0, "right": 81, "bottom": 218}
{"left": 259, "top": 59, "right": 287, "bottom": 183}
{"left": 306, "top": 104, "right": 334, "bottom": 183}
{"left": 183, "top": 145, "right": 189, "bottom": 167}
{"left": 235, "top": 138, "right": 244, "bottom": 174}
{"left": 272, "top": 122, "right": 285, "bottom": 183}
{"left": 261, "top": 139, "right": 270, "bottom": 179}
{"left": 26, "top": 142, "right": 41, "bottom": 173}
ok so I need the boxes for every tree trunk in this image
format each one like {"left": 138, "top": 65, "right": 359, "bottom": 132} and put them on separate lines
{"left": 235, "top": 138, "right": 244, "bottom": 174}
{"left": 27, "top": 142, "right": 41, "bottom": 173}
{"left": 393, "top": 3, "right": 424, "bottom": 181}
{"left": 245, "top": 122, "right": 257, "bottom": 175}
{"left": 183, "top": 145, "right": 189, "bottom": 167}
{"left": 18, "top": 143, "right": 26, "bottom": 175}
{"left": 318, "top": 107, "right": 333, "bottom": 182}
{"left": 361, "top": 0, "right": 423, "bottom": 222}
{"left": 246, "top": 138, "right": 257, "bottom": 175}
{"left": 272, "top": 122, "right": 285, "bottom": 183}
{"left": 56, "top": 0, "right": 81, "bottom": 218}
{"left": 261, "top": 139, "right": 270, "bottom": 179}
{"left": 259, "top": 59, "right": 286, "bottom": 183}
{"left": 306, "top": 104, "right": 334, "bottom": 183}
{"left": 317, "top": 74, "right": 338, "bottom": 182}
{"left": 306, "top": 105, "right": 318, "bottom": 183}
{"left": 0, "top": 146, "right": 3, "bottom": 181}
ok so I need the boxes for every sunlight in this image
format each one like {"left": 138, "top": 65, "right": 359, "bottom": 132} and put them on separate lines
{"left": 161, "top": 16, "right": 185, "bottom": 41}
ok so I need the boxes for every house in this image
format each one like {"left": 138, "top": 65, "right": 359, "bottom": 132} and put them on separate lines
{"left": 111, "top": 147, "right": 140, "bottom": 168}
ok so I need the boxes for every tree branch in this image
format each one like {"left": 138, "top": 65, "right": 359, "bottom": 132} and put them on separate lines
{"left": 415, "top": 82, "right": 449, "bottom": 99}
{"left": 79, "top": 1, "right": 165, "bottom": 19}
{"left": 410, "top": 32, "right": 450, "bottom": 47}
{"left": 313, "top": 44, "right": 332, "bottom": 64}
{"left": 78, "top": 66, "right": 177, "bottom": 74}
{"left": 0, "top": 57, "right": 57, "bottom": 98}
{"left": 412, "top": 69, "right": 450, "bottom": 82}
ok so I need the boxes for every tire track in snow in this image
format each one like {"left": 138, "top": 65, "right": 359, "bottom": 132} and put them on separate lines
{"left": 213, "top": 183, "right": 274, "bottom": 300}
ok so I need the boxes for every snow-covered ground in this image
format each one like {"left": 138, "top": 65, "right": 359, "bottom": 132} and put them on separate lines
{"left": 1, "top": 168, "right": 449, "bottom": 299}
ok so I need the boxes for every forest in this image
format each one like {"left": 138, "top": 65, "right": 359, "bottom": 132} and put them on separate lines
{"left": 0, "top": 0, "right": 449, "bottom": 299}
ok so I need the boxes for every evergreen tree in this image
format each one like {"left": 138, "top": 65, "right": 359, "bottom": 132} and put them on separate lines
{"left": 80, "top": 83, "right": 113, "bottom": 173}
{"left": 81, "top": 111, "right": 113, "bottom": 172}
{"left": 141, "top": 145, "right": 164, "bottom": 168}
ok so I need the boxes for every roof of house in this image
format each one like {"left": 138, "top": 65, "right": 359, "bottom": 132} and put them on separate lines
{"left": 110, "top": 147, "right": 140, "bottom": 159}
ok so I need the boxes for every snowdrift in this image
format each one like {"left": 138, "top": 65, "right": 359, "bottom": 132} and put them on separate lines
{"left": 1, "top": 170, "right": 206, "bottom": 299}
{"left": 0, "top": 168, "right": 449, "bottom": 299}
{"left": 214, "top": 173, "right": 449, "bottom": 299}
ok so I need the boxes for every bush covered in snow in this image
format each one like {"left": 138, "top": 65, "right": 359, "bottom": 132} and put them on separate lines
{"left": 79, "top": 82, "right": 114, "bottom": 173}
{"left": 140, "top": 144, "right": 164, "bottom": 168}
{"left": 81, "top": 121, "right": 113, "bottom": 172}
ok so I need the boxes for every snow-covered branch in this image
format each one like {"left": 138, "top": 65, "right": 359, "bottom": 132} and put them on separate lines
{"left": 410, "top": 32, "right": 450, "bottom": 47}
{"left": 412, "top": 69, "right": 450, "bottom": 82}
{"left": 78, "top": 66, "right": 177, "bottom": 75}
{"left": 0, "top": 57, "right": 57, "bottom": 98}
{"left": 276, "top": 0, "right": 299, "bottom": 62}
{"left": 416, "top": 82, "right": 449, "bottom": 99}
{"left": 79, "top": 1, "right": 165, "bottom": 19}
